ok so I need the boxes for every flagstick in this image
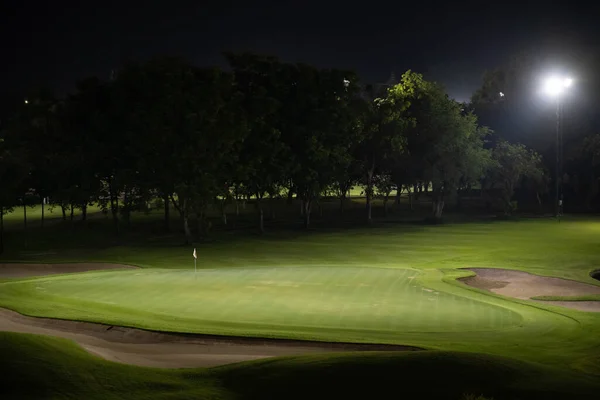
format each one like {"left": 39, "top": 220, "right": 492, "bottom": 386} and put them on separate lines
{"left": 193, "top": 248, "right": 197, "bottom": 277}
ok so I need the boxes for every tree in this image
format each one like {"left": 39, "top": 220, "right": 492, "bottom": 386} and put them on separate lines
{"left": 566, "top": 134, "right": 600, "bottom": 210}
{"left": 0, "top": 138, "right": 29, "bottom": 254}
{"left": 373, "top": 172, "right": 395, "bottom": 216}
{"left": 389, "top": 72, "right": 491, "bottom": 220}
{"left": 226, "top": 53, "right": 290, "bottom": 233}
{"left": 358, "top": 77, "right": 410, "bottom": 222}
{"left": 280, "top": 64, "right": 362, "bottom": 228}
{"left": 487, "top": 140, "right": 545, "bottom": 215}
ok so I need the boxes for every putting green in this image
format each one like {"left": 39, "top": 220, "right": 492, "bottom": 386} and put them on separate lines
{"left": 0, "top": 267, "right": 521, "bottom": 335}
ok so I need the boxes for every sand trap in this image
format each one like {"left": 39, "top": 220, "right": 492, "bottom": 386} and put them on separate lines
{"left": 461, "top": 268, "right": 600, "bottom": 312}
{"left": 0, "top": 263, "right": 138, "bottom": 278}
{"left": 0, "top": 308, "right": 419, "bottom": 368}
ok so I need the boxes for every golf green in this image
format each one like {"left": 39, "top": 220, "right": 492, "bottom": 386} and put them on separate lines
{"left": 0, "top": 267, "right": 521, "bottom": 335}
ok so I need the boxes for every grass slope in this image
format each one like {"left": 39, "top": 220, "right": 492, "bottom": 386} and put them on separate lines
{"left": 2, "top": 331, "right": 598, "bottom": 400}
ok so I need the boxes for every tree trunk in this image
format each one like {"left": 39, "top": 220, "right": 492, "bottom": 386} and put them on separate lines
{"left": 316, "top": 198, "right": 323, "bottom": 217}
{"left": 235, "top": 197, "right": 240, "bottom": 216}
{"left": 258, "top": 204, "right": 264, "bottom": 233}
{"left": 303, "top": 198, "right": 311, "bottom": 228}
{"left": 431, "top": 186, "right": 445, "bottom": 220}
{"left": 269, "top": 195, "right": 276, "bottom": 220}
{"left": 41, "top": 198, "right": 45, "bottom": 228}
{"left": 256, "top": 197, "right": 264, "bottom": 234}
{"left": 287, "top": 186, "right": 294, "bottom": 205}
{"left": 61, "top": 204, "right": 67, "bottom": 221}
{"left": 383, "top": 195, "right": 389, "bottom": 217}
{"left": 164, "top": 194, "right": 170, "bottom": 231}
{"left": 123, "top": 189, "right": 131, "bottom": 229}
{"left": 432, "top": 198, "right": 445, "bottom": 219}
{"left": 222, "top": 203, "right": 228, "bottom": 226}
{"left": 81, "top": 204, "right": 88, "bottom": 221}
{"left": 23, "top": 199, "right": 27, "bottom": 249}
{"left": 183, "top": 215, "right": 192, "bottom": 244}
{"left": 108, "top": 178, "right": 119, "bottom": 236}
{"left": 339, "top": 194, "right": 346, "bottom": 214}
{"left": 0, "top": 206, "right": 4, "bottom": 255}
{"left": 70, "top": 204, "right": 74, "bottom": 228}
{"left": 300, "top": 199, "right": 305, "bottom": 216}
{"left": 366, "top": 177, "right": 373, "bottom": 223}
{"left": 366, "top": 162, "right": 374, "bottom": 223}
{"left": 408, "top": 189, "right": 413, "bottom": 211}
{"left": 395, "top": 187, "right": 402, "bottom": 205}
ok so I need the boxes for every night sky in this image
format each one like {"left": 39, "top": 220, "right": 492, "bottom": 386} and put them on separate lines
{"left": 2, "top": 1, "right": 599, "bottom": 101}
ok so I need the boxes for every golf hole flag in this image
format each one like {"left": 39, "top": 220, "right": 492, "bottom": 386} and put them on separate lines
{"left": 193, "top": 248, "right": 197, "bottom": 273}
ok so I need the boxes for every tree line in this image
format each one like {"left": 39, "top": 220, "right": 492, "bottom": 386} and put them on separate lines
{"left": 0, "top": 53, "right": 547, "bottom": 251}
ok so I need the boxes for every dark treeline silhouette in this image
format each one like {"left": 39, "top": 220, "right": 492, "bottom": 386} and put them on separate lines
{"left": 2, "top": 51, "right": 578, "bottom": 252}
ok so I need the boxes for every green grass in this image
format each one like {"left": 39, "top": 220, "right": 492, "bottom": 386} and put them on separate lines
{"left": 532, "top": 295, "right": 600, "bottom": 301}
{"left": 0, "top": 267, "right": 522, "bottom": 337}
{"left": 3, "top": 203, "right": 103, "bottom": 223}
{"left": 2, "top": 216, "right": 600, "bottom": 398}
{"left": 2, "top": 331, "right": 598, "bottom": 400}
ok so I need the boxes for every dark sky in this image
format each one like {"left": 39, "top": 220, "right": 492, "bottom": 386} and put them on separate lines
{"left": 2, "top": 1, "right": 599, "bottom": 101}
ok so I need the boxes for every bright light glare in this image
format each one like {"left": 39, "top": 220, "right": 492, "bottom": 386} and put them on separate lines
{"left": 544, "top": 76, "right": 573, "bottom": 97}
{"left": 24, "top": 99, "right": 28, "bottom": 104}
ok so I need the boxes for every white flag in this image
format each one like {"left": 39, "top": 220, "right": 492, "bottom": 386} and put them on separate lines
{"left": 193, "top": 248, "right": 197, "bottom": 259}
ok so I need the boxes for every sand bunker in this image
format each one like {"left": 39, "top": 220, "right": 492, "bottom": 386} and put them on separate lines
{"left": 461, "top": 268, "right": 600, "bottom": 312}
{"left": 0, "top": 308, "right": 419, "bottom": 368}
{"left": 0, "top": 263, "right": 138, "bottom": 278}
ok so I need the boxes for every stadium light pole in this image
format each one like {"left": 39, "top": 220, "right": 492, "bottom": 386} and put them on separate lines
{"left": 543, "top": 76, "right": 572, "bottom": 218}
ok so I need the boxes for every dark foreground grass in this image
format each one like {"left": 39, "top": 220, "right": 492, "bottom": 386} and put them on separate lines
{"left": 2, "top": 331, "right": 598, "bottom": 400}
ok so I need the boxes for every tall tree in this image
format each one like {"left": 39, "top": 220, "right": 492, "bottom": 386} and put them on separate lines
{"left": 358, "top": 77, "right": 409, "bottom": 222}
{"left": 487, "top": 140, "right": 545, "bottom": 215}
{"left": 390, "top": 72, "right": 491, "bottom": 220}
{"left": 0, "top": 138, "right": 29, "bottom": 254}
{"left": 226, "top": 53, "right": 290, "bottom": 233}
{"left": 281, "top": 64, "right": 362, "bottom": 227}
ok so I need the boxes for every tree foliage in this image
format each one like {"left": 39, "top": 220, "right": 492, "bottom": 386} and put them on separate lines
{"left": 488, "top": 140, "right": 545, "bottom": 215}
{"left": 0, "top": 52, "right": 554, "bottom": 252}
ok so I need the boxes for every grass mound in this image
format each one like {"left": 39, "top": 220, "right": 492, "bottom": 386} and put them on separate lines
{"left": 1, "top": 331, "right": 598, "bottom": 400}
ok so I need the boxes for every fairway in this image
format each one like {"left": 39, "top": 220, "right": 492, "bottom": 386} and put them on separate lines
{"left": 0, "top": 267, "right": 521, "bottom": 335}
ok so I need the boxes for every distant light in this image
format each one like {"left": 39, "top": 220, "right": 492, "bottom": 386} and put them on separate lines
{"left": 499, "top": 92, "right": 505, "bottom": 97}
{"left": 343, "top": 78, "right": 350, "bottom": 88}
{"left": 24, "top": 99, "right": 28, "bottom": 104}
{"left": 543, "top": 76, "right": 573, "bottom": 97}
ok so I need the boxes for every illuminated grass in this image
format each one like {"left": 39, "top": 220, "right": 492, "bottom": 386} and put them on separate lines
{"left": 0, "top": 267, "right": 521, "bottom": 337}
